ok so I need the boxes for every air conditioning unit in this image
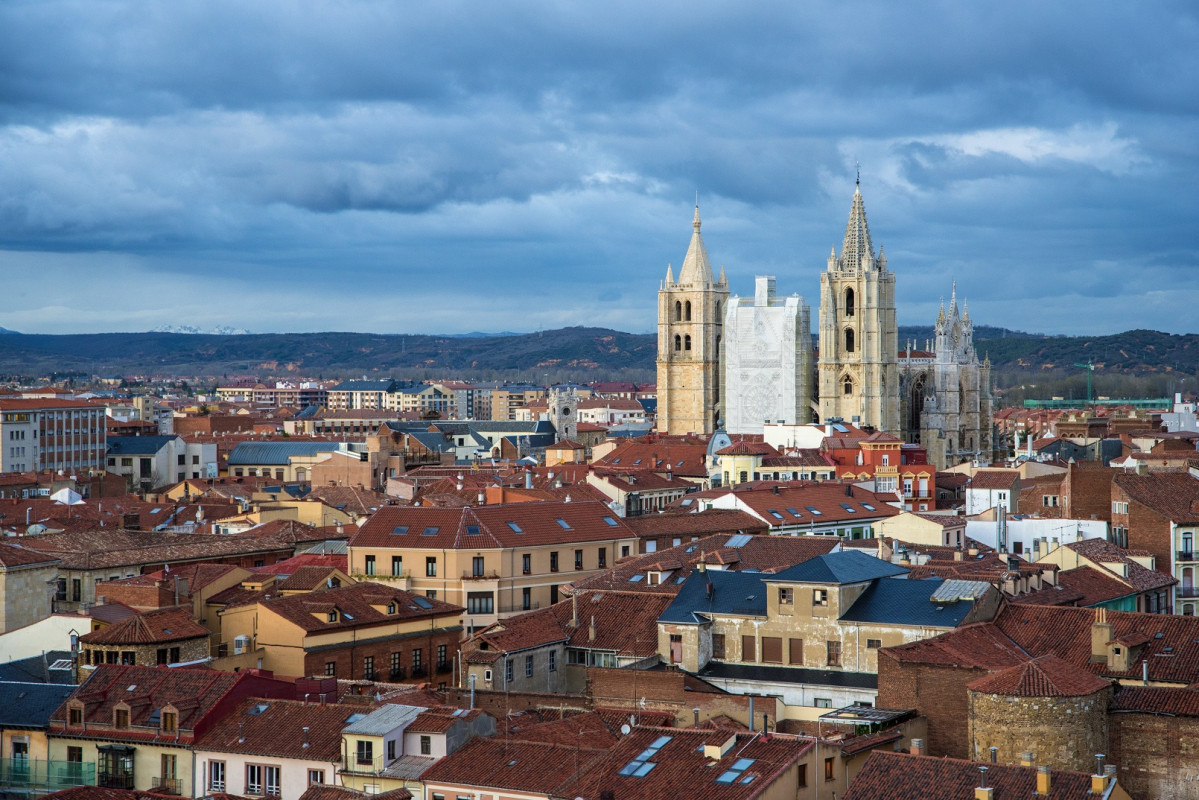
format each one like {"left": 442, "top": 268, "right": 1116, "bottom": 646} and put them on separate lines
{"left": 233, "top": 635, "right": 250, "bottom": 655}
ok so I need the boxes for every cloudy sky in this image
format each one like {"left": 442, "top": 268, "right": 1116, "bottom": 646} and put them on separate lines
{"left": 1, "top": 1, "right": 1196, "bottom": 336}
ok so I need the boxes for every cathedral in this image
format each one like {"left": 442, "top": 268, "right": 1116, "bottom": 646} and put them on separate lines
{"left": 655, "top": 179, "right": 993, "bottom": 470}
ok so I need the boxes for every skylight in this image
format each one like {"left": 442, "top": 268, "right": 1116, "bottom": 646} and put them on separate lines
{"left": 555, "top": 518, "right": 572, "bottom": 530}
{"left": 507, "top": 522, "right": 523, "bottom": 533}
{"left": 633, "top": 459, "right": 642, "bottom": 465}
{"left": 715, "top": 758, "right": 756, "bottom": 785}
{"left": 611, "top": 458, "right": 621, "bottom": 464}
{"left": 861, "top": 503, "right": 876, "bottom": 511}
{"left": 786, "top": 507, "right": 800, "bottom": 516}
{"left": 247, "top": 703, "right": 270, "bottom": 716}
{"left": 628, "top": 574, "right": 644, "bottom": 582}
{"left": 391, "top": 526, "right": 409, "bottom": 535}
{"left": 805, "top": 505, "right": 823, "bottom": 516}
{"left": 466, "top": 525, "right": 480, "bottom": 535}
{"left": 602, "top": 516, "right": 619, "bottom": 527}
{"left": 841, "top": 504, "right": 857, "bottom": 513}
{"left": 617, "top": 736, "right": 672, "bottom": 778}
{"left": 421, "top": 526, "right": 439, "bottom": 536}
{"left": 768, "top": 509, "right": 784, "bottom": 520}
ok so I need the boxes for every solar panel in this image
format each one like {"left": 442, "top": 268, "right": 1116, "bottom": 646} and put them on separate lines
{"left": 725, "top": 533, "right": 752, "bottom": 547}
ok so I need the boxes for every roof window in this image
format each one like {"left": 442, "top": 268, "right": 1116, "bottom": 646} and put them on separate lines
{"left": 507, "top": 522, "right": 523, "bottom": 533}
{"left": 602, "top": 516, "right": 619, "bottom": 527}
{"left": 556, "top": 518, "right": 572, "bottom": 530}
{"left": 421, "top": 526, "right": 439, "bottom": 536}
{"left": 841, "top": 504, "right": 857, "bottom": 513}
{"left": 715, "top": 758, "right": 756, "bottom": 785}
{"left": 466, "top": 525, "right": 481, "bottom": 535}
{"left": 391, "top": 526, "right": 408, "bottom": 535}
{"left": 768, "top": 509, "right": 784, "bottom": 520}
{"left": 805, "top": 505, "right": 823, "bottom": 516}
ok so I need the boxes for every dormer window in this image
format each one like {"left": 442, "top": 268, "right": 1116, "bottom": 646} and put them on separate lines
{"left": 327, "top": 610, "right": 338, "bottom": 622}
{"left": 387, "top": 602, "right": 397, "bottom": 615}
{"left": 68, "top": 705, "right": 83, "bottom": 726}
{"left": 162, "top": 710, "right": 177, "bottom": 733}
{"left": 114, "top": 707, "right": 130, "bottom": 729}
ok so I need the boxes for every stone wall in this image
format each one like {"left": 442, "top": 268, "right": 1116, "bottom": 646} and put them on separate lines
{"left": 876, "top": 652, "right": 988, "bottom": 760}
{"left": 967, "top": 687, "right": 1111, "bottom": 773}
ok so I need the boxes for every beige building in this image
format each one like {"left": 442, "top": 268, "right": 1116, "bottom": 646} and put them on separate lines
{"left": 0, "top": 541, "right": 60, "bottom": 633}
{"left": 655, "top": 206, "right": 728, "bottom": 436}
{"left": 347, "top": 500, "right": 639, "bottom": 626}
{"left": 872, "top": 512, "right": 967, "bottom": 549}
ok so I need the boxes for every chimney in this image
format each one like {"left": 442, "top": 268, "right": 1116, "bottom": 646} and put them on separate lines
{"left": 525, "top": 470, "right": 533, "bottom": 489}
{"left": 772, "top": 485, "right": 780, "bottom": 495}
{"left": 1020, "top": 752, "right": 1034, "bottom": 768}
{"left": 989, "top": 746, "right": 997, "bottom": 763}
{"left": 1091, "top": 754, "right": 1111, "bottom": 793}
{"left": 588, "top": 615, "right": 596, "bottom": 642}
{"left": 693, "top": 707, "right": 700, "bottom": 728}
{"left": 1036, "top": 765, "right": 1051, "bottom": 796}
{"left": 302, "top": 726, "right": 310, "bottom": 748}
{"left": 954, "top": 548, "right": 964, "bottom": 562}
{"left": 238, "top": 722, "right": 245, "bottom": 743}
{"left": 909, "top": 738, "right": 925, "bottom": 756}
{"left": 974, "top": 766, "right": 993, "bottom": 800}
{"left": 570, "top": 594, "right": 579, "bottom": 628}
{"left": 1091, "top": 608, "right": 1112, "bottom": 663}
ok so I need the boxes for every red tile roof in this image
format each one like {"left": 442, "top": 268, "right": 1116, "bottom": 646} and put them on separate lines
{"left": 196, "top": 697, "right": 359, "bottom": 760}
{"left": 966, "top": 654, "right": 1111, "bottom": 697}
{"left": 967, "top": 469, "right": 1022, "bottom": 491}
{"left": 260, "top": 582, "right": 463, "bottom": 634}
{"left": 79, "top": 606, "right": 210, "bottom": 646}
{"left": 299, "top": 785, "right": 411, "bottom": 800}
{"left": 420, "top": 737, "right": 609, "bottom": 796}
{"left": 843, "top": 751, "right": 1104, "bottom": 800}
{"left": 351, "top": 500, "right": 637, "bottom": 550}
{"left": 1113, "top": 472, "right": 1199, "bottom": 523}
{"left": 715, "top": 440, "right": 779, "bottom": 456}
{"left": 1111, "top": 685, "right": 1199, "bottom": 717}
{"left": 622, "top": 510, "right": 768, "bottom": 539}
{"left": 0, "top": 540, "right": 59, "bottom": 568}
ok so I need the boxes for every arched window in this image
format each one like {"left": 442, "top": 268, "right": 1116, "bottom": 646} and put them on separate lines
{"left": 684, "top": 334, "right": 692, "bottom": 351}
{"left": 844, "top": 328, "right": 855, "bottom": 353}
{"left": 845, "top": 287, "right": 855, "bottom": 317}
{"left": 715, "top": 301, "right": 721, "bottom": 319}
{"left": 674, "top": 301, "right": 682, "bottom": 321}
{"left": 674, "top": 334, "right": 682, "bottom": 352}
{"left": 685, "top": 301, "right": 692, "bottom": 321}
{"left": 843, "top": 377, "right": 853, "bottom": 396}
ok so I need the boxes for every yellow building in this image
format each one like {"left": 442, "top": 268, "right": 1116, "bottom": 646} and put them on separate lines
{"left": 348, "top": 500, "right": 639, "bottom": 626}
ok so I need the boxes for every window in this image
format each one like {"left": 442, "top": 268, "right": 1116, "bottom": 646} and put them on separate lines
{"left": 827, "top": 640, "right": 841, "bottom": 667}
{"left": 357, "top": 740, "right": 373, "bottom": 765}
{"left": 711, "top": 633, "right": 725, "bottom": 659}
{"left": 522, "top": 587, "right": 531, "bottom": 610}
{"left": 363, "top": 656, "right": 375, "bottom": 679}
{"left": 472, "top": 556, "right": 485, "bottom": 577}
{"left": 246, "top": 764, "right": 262, "bottom": 795}
{"left": 161, "top": 711, "right": 177, "bottom": 733}
{"left": 741, "top": 635, "right": 756, "bottom": 662}
{"left": 789, "top": 638, "right": 804, "bottom": 665}
{"left": 264, "top": 766, "right": 280, "bottom": 796}
{"left": 525, "top": 654, "right": 534, "bottom": 677}
{"left": 844, "top": 287, "right": 855, "bottom": 317}
{"left": 550, "top": 551, "right": 559, "bottom": 572}
{"left": 387, "top": 739, "right": 396, "bottom": 761}
{"left": 420, "top": 735, "right": 432, "bottom": 755}
{"left": 761, "top": 637, "right": 782, "bottom": 663}
{"left": 114, "top": 708, "right": 130, "bottom": 729}
{"left": 209, "top": 761, "right": 225, "bottom": 792}
{"left": 69, "top": 707, "right": 82, "bottom": 726}
{"left": 548, "top": 650, "right": 556, "bottom": 671}
{"left": 798, "top": 763, "right": 807, "bottom": 788}
{"left": 598, "top": 547, "right": 607, "bottom": 567}
{"left": 813, "top": 588, "right": 828, "bottom": 607}
{"left": 325, "top": 661, "right": 336, "bottom": 677}
{"left": 825, "top": 756, "right": 835, "bottom": 781}
{"left": 390, "top": 652, "right": 402, "bottom": 679}
{"left": 867, "top": 638, "right": 882, "bottom": 649}
{"left": 844, "top": 328, "right": 855, "bottom": 353}
{"left": 426, "top": 557, "right": 437, "bottom": 577}
{"left": 365, "top": 555, "right": 376, "bottom": 575}
{"left": 413, "top": 649, "right": 423, "bottom": 672}
{"left": 506, "top": 659, "right": 514, "bottom": 683}
{"left": 843, "top": 377, "right": 853, "bottom": 396}
{"left": 467, "top": 592, "right": 494, "bottom": 614}
{"left": 684, "top": 334, "right": 692, "bottom": 351}
{"left": 778, "top": 587, "right": 793, "bottom": 605}
{"left": 308, "top": 770, "right": 325, "bottom": 786}
{"left": 674, "top": 334, "right": 682, "bottom": 352}
{"left": 522, "top": 553, "right": 531, "bottom": 574}
{"left": 574, "top": 549, "right": 584, "bottom": 570}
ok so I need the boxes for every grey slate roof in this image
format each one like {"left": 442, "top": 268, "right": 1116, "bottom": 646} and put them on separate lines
{"left": 227, "top": 441, "right": 341, "bottom": 466}
{"left": 330, "top": 380, "right": 397, "bottom": 392}
{"left": 839, "top": 577, "right": 980, "bottom": 627}
{"left": 0, "top": 682, "right": 77, "bottom": 727}
{"left": 770, "top": 549, "right": 909, "bottom": 584}
{"left": 107, "top": 435, "right": 178, "bottom": 456}
{"left": 342, "top": 703, "right": 424, "bottom": 735}
{"left": 659, "top": 570, "right": 768, "bottom": 624}
{"left": 0, "top": 651, "right": 76, "bottom": 684}
{"left": 697, "top": 662, "right": 879, "bottom": 690}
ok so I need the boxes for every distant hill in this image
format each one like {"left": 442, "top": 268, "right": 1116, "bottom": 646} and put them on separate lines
{"left": 0, "top": 326, "right": 1195, "bottom": 386}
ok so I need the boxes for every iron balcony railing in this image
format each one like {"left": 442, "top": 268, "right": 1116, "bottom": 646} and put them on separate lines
{"left": 1177, "top": 550, "right": 1196, "bottom": 562}
{"left": 152, "top": 776, "right": 183, "bottom": 795}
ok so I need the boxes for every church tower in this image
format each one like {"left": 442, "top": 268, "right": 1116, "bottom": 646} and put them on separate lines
{"left": 817, "top": 180, "right": 900, "bottom": 433}
{"left": 656, "top": 206, "right": 729, "bottom": 435}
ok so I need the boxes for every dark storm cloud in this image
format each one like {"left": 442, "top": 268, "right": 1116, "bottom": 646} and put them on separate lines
{"left": 0, "top": 0, "right": 1196, "bottom": 335}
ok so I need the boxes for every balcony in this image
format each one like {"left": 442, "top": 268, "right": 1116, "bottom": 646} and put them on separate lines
{"left": 462, "top": 570, "right": 501, "bottom": 581}
{"left": 0, "top": 759, "right": 95, "bottom": 793}
{"left": 340, "top": 754, "right": 385, "bottom": 775}
{"left": 1177, "top": 587, "right": 1199, "bottom": 599}
{"left": 152, "top": 777, "right": 183, "bottom": 795}
{"left": 98, "top": 772, "right": 135, "bottom": 790}
{"left": 1177, "top": 550, "right": 1196, "bottom": 563}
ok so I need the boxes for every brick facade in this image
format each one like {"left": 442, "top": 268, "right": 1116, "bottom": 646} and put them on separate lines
{"left": 1109, "top": 710, "right": 1199, "bottom": 800}
{"left": 1062, "top": 463, "right": 1117, "bottom": 524}
{"left": 303, "top": 625, "right": 461, "bottom": 687}
{"left": 876, "top": 652, "right": 987, "bottom": 760}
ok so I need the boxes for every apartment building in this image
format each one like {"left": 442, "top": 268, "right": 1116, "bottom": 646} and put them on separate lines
{"left": 0, "top": 399, "right": 107, "bottom": 474}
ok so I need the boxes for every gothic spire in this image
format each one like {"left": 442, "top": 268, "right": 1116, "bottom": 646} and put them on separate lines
{"left": 839, "top": 181, "right": 875, "bottom": 271}
{"left": 677, "top": 204, "right": 714, "bottom": 285}
{"left": 664, "top": 263, "right": 674, "bottom": 284}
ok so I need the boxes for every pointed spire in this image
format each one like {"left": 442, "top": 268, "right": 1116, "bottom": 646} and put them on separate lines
{"left": 950, "top": 281, "right": 958, "bottom": 314}
{"left": 664, "top": 263, "right": 674, "bottom": 284}
{"left": 718, "top": 264, "right": 727, "bottom": 286}
{"left": 962, "top": 299, "right": 971, "bottom": 323}
{"left": 839, "top": 180, "right": 875, "bottom": 272}
{"left": 936, "top": 297, "right": 947, "bottom": 327}
{"left": 677, "top": 204, "right": 714, "bottom": 285}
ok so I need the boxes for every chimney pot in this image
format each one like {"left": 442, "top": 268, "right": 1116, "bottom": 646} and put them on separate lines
{"left": 910, "top": 738, "right": 925, "bottom": 756}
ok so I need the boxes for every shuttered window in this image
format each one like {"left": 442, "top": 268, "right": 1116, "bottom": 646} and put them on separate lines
{"left": 741, "top": 635, "right": 756, "bottom": 662}
{"left": 761, "top": 637, "right": 782, "bottom": 663}
{"left": 789, "top": 638, "right": 804, "bottom": 665}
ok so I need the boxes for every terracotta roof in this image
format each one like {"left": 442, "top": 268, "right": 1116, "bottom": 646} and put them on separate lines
{"left": 595, "top": 439, "right": 710, "bottom": 477}
{"left": 420, "top": 737, "right": 609, "bottom": 796}
{"left": 0, "top": 540, "right": 59, "bottom": 568}
{"left": 843, "top": 751, "right": 1105, "bottom": 800}
{"left": 622, "top": 510, "right": 768, "bottom": 539}
{"left": 967, "top": 654, "right": 1111, "bottom": 697}
{"left": 260, "top": 582, "right": 463, "bottom": 634}
{"left": 1111, "top": 685, "right": 1199, "bottom": 717}
{"left": 351, "top": 500, "right": 636, "bottom": 550}
{"left": 196, "top": 698, "right": 358, "bottom": 761}
{"left": 967, "top": 469, "right": 1022, "bottom": 491}
{"left": 21, "top": 528, "right": 300, "bottom": 571}
{"left": 80, "top": 606, "right": 209, "bottom": 646}
{"left": 276, "top": 565, "right": 346, "bottom": 591}
{"left": 112, "top": 562, "right": 245, "bottom": 592}
{"left": 299, "top": 785, "right": 411, "bottom": 800}
{"left": 405, "top": 706, "right": 487, "bottom": 734}
{"left": 715, "top": 440, "right": 779, "bottom": 456}
{"left": 1113, "top": 472, "right": 1199, "bottom": 522}
{"left": 724, "top": 484, "right": 900, "bottom": 527}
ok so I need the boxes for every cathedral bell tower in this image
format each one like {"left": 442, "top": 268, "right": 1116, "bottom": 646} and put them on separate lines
{"left": 817, "top": 180, "right": 900, "bottom": 433}
{"left": 656, "top": 205, "right": 729, "bottom": 435}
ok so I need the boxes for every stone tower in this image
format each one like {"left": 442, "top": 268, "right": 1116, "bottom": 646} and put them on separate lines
{"left": 817, "top": 180, "right": 900, "bottom": 434}
{"left": 656, "top": 206, "right": 729, "bottom": 435}
{"left": 547, "top": 386, "right": 579, "bottom": 442}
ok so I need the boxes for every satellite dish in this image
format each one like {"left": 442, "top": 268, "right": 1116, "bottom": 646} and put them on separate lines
{"left": 620, "top": 724, "right": 631, "bottom": 735}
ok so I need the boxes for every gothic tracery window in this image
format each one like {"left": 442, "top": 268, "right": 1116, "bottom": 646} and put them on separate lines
{"left": 844, "top": 328, "right": 855, "bottom": 353}
{"left": 685, "top": 301, "right": 692, "bottom": 321}
{"left": 674, "top": 334, "right": 682, "bottom": 352}
{"left": 845, "top": 287, "right": 855, "bottom": 317}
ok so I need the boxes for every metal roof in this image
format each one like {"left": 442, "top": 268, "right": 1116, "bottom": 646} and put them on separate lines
{"left": 659, "top": 570, "right": 769, "bottom": 624}
{"left": 227, "top": 441, "right": 341, "bottom": 466}
{"left": 342, "top": 703, "right": 425, "bottom": 735}
{"left": 107, "top": 435, "right": 178, "bottom": 455}
{"left": 839, "top": 577, "right": 980, "bottom": 628}
{"left": 770, "top": 549, "right": 909, "bottom": 585}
